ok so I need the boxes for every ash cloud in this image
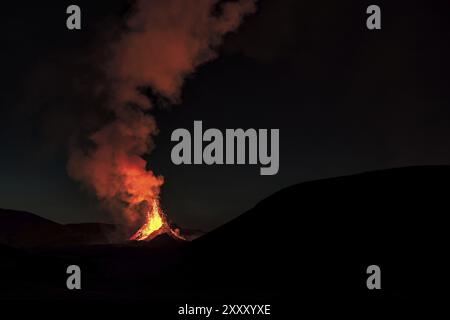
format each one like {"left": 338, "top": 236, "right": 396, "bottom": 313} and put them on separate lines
{"left": 67, "top": 0, "right": 257, "bottom": 224}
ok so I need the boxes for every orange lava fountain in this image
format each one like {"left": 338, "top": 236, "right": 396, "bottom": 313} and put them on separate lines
{"left": 130, "top": 199, "right": 185, "bottom": 241}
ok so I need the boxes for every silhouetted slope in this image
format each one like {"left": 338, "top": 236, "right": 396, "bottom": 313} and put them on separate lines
{"left": 0, "top": 209, "right": 63, "bottom": 247}
{"left": 176, "top": 165, "right": 449, "bottom": 302}
{"left": 0, "top": 209, "right": 124, "bottom": 247}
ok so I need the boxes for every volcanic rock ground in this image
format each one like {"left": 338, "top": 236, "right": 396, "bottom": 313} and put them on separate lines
{"left": 0, "top": 166, "right": 449, "bottom": 316}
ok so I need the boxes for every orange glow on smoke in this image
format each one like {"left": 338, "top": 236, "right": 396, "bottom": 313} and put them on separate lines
{"left": 66, "top": 0, "right": 256, "bottom": 243}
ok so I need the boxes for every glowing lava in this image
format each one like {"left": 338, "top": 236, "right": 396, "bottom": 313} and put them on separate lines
{"left": 130, "top": 199, "right": 185, "bottom": 241}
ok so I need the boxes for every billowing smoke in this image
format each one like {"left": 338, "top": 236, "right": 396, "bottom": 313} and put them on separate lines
{"left": 67, "top": 0, "right": 256, "bottom": 224}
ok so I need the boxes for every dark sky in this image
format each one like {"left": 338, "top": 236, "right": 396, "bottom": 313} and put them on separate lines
{"left": 1, "top": 0, "right": 450, "bottom": 231}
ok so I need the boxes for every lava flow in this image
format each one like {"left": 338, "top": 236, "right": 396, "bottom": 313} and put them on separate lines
{"left": 130, "top": 199, "right": 185, "bottom": 241}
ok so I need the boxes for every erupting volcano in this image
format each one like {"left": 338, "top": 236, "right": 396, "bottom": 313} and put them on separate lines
{"left": 130, "top": 199, "right": 185, "bottom": 241}
{"left": 65, "top": 0, "right": 257, "bottom": 243}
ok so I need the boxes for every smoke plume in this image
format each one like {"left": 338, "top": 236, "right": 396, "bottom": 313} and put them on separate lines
{"left": 67, "top": 0, "right": 256, "bottom": 224}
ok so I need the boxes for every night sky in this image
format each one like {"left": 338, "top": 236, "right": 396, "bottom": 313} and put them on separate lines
{"left": 1, "top": 0, "right": 450, "bottom": 231}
